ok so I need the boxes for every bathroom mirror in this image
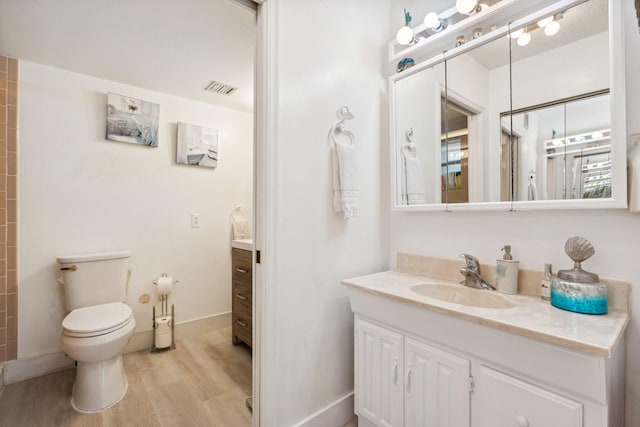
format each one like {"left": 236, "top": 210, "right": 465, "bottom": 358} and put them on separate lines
{"left": 443, "top": 34, "right": 510, "bottom": 205}
{"left": 394, "top": 62, "right": 445, "bottom": 206}
{"left": 503, "top": 91, "right": 611, "bottom": 201}
{"left": 390, "top": 0, "right": 626, "bottom": 211}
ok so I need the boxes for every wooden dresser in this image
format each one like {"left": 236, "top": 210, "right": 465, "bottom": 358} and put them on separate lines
{"left": 231, "top": 246, "right": 252, "bottom": 348}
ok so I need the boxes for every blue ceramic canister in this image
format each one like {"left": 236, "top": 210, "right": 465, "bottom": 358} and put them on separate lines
{"left": 550, "top": 236, "right": 607, "bottom": 315}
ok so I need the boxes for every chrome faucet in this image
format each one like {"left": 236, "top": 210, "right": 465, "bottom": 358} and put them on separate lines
{"left": 459, "top": 254, "right": 496, "bottom": 291}
{"left": 460, "top": 254, "right": 481, "bottom": 272}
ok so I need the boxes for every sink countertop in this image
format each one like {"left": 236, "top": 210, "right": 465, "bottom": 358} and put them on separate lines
{"left": 231, "top": 238, "right": 253, "bottom": 251}
{"left": 342, "top": 270, "right": 630, "bottom": 357}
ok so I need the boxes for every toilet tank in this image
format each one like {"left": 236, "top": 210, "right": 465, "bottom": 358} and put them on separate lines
{"left": 57, "top": 250, "right": 132, "bottom": 311}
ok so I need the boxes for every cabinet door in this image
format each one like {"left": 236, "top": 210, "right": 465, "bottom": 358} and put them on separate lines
{"left": 475, "top": 366, "right": 583, "bottom": 427}
{"left": 355, "top": 317, "right": 404, "bottom": 427}
{"left": 404, "top": 337, "right": 470, "bottom": 427}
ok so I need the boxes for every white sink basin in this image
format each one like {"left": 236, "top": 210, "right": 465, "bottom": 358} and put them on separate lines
{"left": 411, "top": 284, "right": 516, "bottom": 309}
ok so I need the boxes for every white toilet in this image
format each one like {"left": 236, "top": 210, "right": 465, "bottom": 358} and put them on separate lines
{"left": 58, "top": 250, "right": 136, "bottom": 413}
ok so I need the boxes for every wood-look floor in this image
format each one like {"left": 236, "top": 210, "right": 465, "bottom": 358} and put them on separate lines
{"left": 0, "top": 327, "right": 252, "bottom": 427}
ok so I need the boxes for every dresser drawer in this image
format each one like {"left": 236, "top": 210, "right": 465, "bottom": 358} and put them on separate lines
{"left": 232, "top": 284, "right": 252, "bottom": 316}
{"left": 232, "top": 248, "right": 252, "bottom": 273}
{"left": 232, "top": 312, "right": 252, "bottom": 347}
{"left": 231, "top": 247, "right": 253, "bottom": 348}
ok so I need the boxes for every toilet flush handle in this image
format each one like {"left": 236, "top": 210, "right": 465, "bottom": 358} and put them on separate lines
{"left": 60, "top": 265, "right": 77, "bottom": 271}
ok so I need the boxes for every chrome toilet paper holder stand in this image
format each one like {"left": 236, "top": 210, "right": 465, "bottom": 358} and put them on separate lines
{"left": 151, "top": 273, "right": 179, "bottom": 352}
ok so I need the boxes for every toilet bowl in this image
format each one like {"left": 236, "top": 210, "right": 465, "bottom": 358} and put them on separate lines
{"left": 61, "top": 302, "right": 136, "bottom": 413}
{"left": 57, "top": 250, "right": 134, "bottom": 413}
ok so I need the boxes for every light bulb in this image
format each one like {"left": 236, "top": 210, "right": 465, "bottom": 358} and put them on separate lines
{"left": 544, "top": 20, "right": 560, "bottom": 36}
{"left": 456, "top": 0, "right": 479, "bottom": 15}
{"left": 510, "top": 28, "right": 524, "bottom": 39}
{"left": 396, "top": 26, "right": 414, "bottom": 45}
{"left": 517, "top": 32, "right": 531, "bottom": 46}
{"left": 591, "top": 132, "right": 604, "bottom": 139}
{"left": 537, "top": 16, "right": 554, "bottom": 28}
{"left": 424, "top": 12, "right": 440, "bottom": 29}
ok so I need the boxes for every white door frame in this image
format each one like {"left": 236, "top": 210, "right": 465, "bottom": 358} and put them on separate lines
{"left": 253, "top": 1, "right": 276, "bottom": 426}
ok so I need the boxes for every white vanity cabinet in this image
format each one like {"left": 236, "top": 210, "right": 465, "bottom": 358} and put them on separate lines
{"left": 356, "top": 317, "right": 470, "bottom": 427}
{"left": 404, "top": 337, "right": 470, "bottom": 427}
{"left": 475, "top": 366, "right": 583, "bottom": 427}
{"left": 355, "top": 318, "right": 404, "bottom": 427}
{"left": 355, "top": 316, "right": 593, "bottom": 427}
{"left": 346, "top": 270, "right": 628, "bottom": 427}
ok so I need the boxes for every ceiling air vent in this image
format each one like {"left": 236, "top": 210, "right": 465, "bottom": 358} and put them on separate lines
{"left": 204, "top": 81, "right": 239, "bottom": 96}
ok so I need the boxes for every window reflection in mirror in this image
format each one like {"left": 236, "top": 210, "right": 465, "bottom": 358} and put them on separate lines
{"left": 502, "top": 92, "right": 611, "bottom": 201}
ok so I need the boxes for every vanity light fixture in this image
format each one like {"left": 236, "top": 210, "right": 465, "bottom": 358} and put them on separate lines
{"left": 544, "top": 20, "right": 561, "bottom": 36}
{"left": 517, "top": 29, "right": 531, "bottom": 46}
{"left": 537, "top": 16, "right": 554, "bottom": 28}
{"left": 456, "top": 0, "right": 481, "bottom": 15}
{"left": 397, "top": 9, "right": 418, "bottom": 45}
{"left": 509, "top": 28, "right": 524, "bottom": 39}
{"left": 591, "top": 131, "right": 604, "bottom": 139}
{"left": 424, "top": 12, "right": 447, "bottom": 32}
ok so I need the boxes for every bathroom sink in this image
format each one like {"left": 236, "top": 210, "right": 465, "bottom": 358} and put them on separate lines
{"left": 410, "top": 284, "right": 516, "bottom": 309}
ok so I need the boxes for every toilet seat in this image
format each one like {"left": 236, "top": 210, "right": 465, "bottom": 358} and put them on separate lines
{"left": 63, "top": 302, "right": 133, "bottom": 338}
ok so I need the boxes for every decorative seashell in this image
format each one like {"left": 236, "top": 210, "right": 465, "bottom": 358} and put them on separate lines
{"left": 564, "top": 236, "right": 595, "bottom": 263}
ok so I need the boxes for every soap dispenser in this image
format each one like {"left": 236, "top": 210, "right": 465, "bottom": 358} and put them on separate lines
{"left": 550, "top": 236, "right": 607, "bottom": 314}
{"left": 496, "top": 245, "right": 519, "bottom": 295}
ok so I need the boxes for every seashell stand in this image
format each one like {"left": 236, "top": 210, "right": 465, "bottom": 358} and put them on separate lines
{"left": 550, "top": 236, "right": 607, "bottom": 314}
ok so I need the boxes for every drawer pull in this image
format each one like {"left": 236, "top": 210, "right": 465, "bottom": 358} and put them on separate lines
{"left": 392, "top": 360, "right": 398, "bottom": 386}
{"left": 236, "top": 319, "right": 248, "bottom": 328}
{"left": 236, "top": 268, "right": 249, "bottom": 274}
{"left": 236, "top": 293, "right": 248, "bottom": 301}
{"left": 405, "top": 366, "right": 412, "bottom": 392}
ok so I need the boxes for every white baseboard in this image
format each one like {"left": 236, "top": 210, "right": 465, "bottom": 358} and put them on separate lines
{"left": 125, "top": 311, "right": 231, "bottom": 353}
{"left": 3, "top": 311, "right": 231, "bottom": 385}
{"left": 293, "top": 392, "right": 354, "bottom": 427}
{"left": 4, "top": 351, "right": 74, "bottom": 385}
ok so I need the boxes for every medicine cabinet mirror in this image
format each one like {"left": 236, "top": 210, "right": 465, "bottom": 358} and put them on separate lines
{"left": 390, "top": 0, "right": 626, "bottom": 211}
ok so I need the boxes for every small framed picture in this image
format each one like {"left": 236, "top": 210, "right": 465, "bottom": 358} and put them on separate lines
{"left": 176, "top": 122, "right": 219, "bottom": 168}
{"left": 106, "top": 93, "right": 160, "bottom": 147}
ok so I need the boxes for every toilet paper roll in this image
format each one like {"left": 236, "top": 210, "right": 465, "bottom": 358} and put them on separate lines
{"left": 156, "top": 276, "right": 173, "bottom": 295}
{"left": 155, "top": 316, "right": 172, "bottom": 348}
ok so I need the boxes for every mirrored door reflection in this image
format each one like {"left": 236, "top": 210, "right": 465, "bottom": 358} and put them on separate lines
{"left": 444, "top": 32, "right": 510, "bottom": 204}
{"left": 395, "top": 63, "right": 445, "bottom": 206}
{"left": 441, "top": 99, "right": 470, "bottom": 203}
{"left": 508, "top": 0, "right": 610, "bottom": 202}
{"left": 506, "top": 91, "right": 610, "bottom": 201}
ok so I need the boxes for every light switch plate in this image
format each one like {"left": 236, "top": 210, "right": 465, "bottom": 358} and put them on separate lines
{"left": 191, "top": 213, "right": 200, "bottom": 228}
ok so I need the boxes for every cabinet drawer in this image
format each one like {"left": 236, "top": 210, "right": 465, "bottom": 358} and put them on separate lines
{"left": 233, "top": 268, "right": 252, "bottom": 287}
{"left": 232, "top": 248, "right": 252, "bottom": 273}
{"left": 233, "top": 312, "right": 252, "bottom": 347}
{"left": 476, "top": 366, "right": 583, "bottom": 427}
{"left": 232, "top": 289, "right": 252, "bottom": 318}
{"left": 232, "top": 280, "right": 252, "bottom": 306}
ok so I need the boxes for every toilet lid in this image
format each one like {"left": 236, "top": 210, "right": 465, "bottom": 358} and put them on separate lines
{"left": 63, "top": 302, "right": 133, "bottom": 334}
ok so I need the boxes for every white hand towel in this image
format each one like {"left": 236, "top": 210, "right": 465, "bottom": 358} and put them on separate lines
{"left": 403, "top": 144, "right": 426, "bottom": 205}
{"left": 332, "top": 139, "right": 358, "bottom": 218}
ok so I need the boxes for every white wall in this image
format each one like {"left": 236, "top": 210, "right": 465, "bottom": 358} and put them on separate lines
{"left": 18, "top": 62, "right": 253, "bottom": 358}
{"left": 262, "top": 0, "right": 390, "bottom": 425}
{"left": 390, "top": 2, "right": 640, "bottom": 426}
